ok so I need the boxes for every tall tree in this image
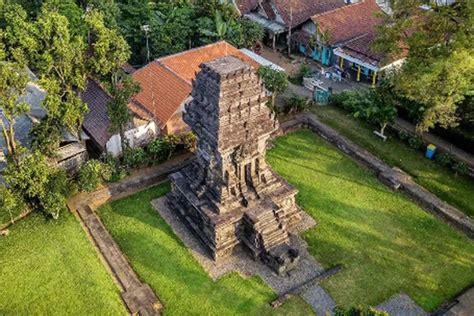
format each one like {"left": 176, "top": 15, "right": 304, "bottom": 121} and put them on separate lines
{"left": 374, "top": 1, "right": 474, "bottom": 132}
{"left": 0, "top": 61, "right": 30, "bottom": 159}
{"left": 85, "top": 9, "right": 130, "bottom": 83}
{"left": 258, "top": 66, "right": 289, "bottom": 110}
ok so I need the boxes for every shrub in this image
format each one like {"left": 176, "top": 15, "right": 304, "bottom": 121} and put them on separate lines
{"left": 123, "top": 146, "right": 147, "bottom": 168}
{"left": 291, "top": 63, "right": 312, "bottom": 85}
{"left": 397, "top": 130, "right": 410, "bottom": 141}
{"left": 283, "top": 95, "right": 312, "bottom": 114}
{"left": 453, "top": 161, "right": 469, "bottom": 176}
{"left": 435, "top": 152, "right": 454, "bottom": 168}
{"left": 180, "top": 132, "right": 198, "bottom": 152}
{"left": 408, "top": 136, "right": 424, "bottom": 150}
{"left": 0, "top": 186, "right": 25, "bottom": 225}
{"left": 101, "top": 154, "right": 128, "bottom": 182}
{"left": 78, "top": 160, "right": 113, "bottom": 192}
{"left": 4, "top": 150, "right": 69, "bottom": 219}
{"left": 147, "top": 138, "right": 174, "bottom": 163}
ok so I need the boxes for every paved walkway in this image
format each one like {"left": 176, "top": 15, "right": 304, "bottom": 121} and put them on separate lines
{"left": 68, "top": 154, "right": 192, "bottom": 315}
{"left": 442, "top": 287, "right": 474, "bottom": 316}
{"left": 76, "top": 205, "right": 161, "bottom": 315}
{"left": 376, "top": 293, "right": 428, "bottom": 316}
{"left": 394, "top": 118, "right": 474, "bottom": 170}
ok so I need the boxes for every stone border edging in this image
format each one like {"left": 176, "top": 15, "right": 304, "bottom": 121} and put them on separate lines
{"left": 68, "top": 154, "right": 193, "bottom": 316}
{"left": 276, "top": 113, "right": 474, "bottom": 239}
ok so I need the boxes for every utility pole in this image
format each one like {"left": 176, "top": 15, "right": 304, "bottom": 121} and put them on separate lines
{"left": 287, "top": 1, "right": 293, "bottom": 56}
{"left": 141, "top": 24, "right": 151, "bottom": 64}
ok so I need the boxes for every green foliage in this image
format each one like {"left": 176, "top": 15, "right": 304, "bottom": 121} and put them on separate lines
{"left": 334, "top": 306, "right": 387, "bottom": 316}
{"left": 101, "top": 153, "right": 128, "bottom": 182}
{"left": 29, "top": 116, "right": 62, "bottom": 157}
{"left": 0, "top": 60, "right": 29, "bottom": 158}
{"left": 283, "top": 95, "right": 312, "bottom": 114}
{"left": 407, "top": 136, "right": 423, "bottom": 150}
{"left": 0, "top": 186, "right": 25, "bottom": 225}
{"left": 4, "top": 150, "right": 69, "bottom": 219}
{"left": 258, "top": 66, "right": 289, "bottom": 108}
{"left": 240, "top": 18, "right": 264, "bottom": 48}
{"left": 123, "top": 145, "right": 147, "bottom": 168}
{"left": 85, "top": 9, "right": 130, "bottom": 78}
{"left": 374, "top": 1, "right": 474, "bottom": 132}
{"left": 452, "top": 161, "right": 469, "bottom": 176}
{"left": 78, "top": 159, "right": 113, "bottom": 192}
{"left": 434, "top": 152, "right": 454, "bottom": 168}
{"left": 291, "top": 63, "right": 312, "bottom": 85}
{"left": 147, "top": 138, "right": 174, "bottom": 164}
{"left": 330, "top": 85, "right": 398, "bottom": 137}
{"left": 107, "top": 70, "right": 140, "bottom": 137}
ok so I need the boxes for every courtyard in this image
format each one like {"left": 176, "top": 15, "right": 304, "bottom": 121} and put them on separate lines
{"left": 91, "top": 130, "right": 474, "bottom": 314}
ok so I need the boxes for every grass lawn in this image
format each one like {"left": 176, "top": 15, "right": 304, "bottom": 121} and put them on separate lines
{"left": 310, "top": 105, "right": 474, "bottom": 218}
{"left": 97, "top": 183, "right": 314, "bottom": 316}
{"left": 0, "top": 211, "right": 126, "bottom": 315}
{"left": 267, "top": 130, "right": 474, "bottom": 311}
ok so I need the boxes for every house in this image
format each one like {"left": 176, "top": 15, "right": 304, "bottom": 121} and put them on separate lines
{"left": 293, "top": 0, "right": 406, "bottom": 84}
{"left": 82, "top": 41, "right": 281, "bottom": 156}
{"left": 238, "top": 0, "right": 347, "bottom": 50}
{"left": 1, "top": 70, "right": 87, "bottom": 175}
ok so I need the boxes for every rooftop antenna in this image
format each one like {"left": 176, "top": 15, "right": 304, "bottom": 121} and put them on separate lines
{"left": 141, "top": 24, "right": 151, "bottom": 64}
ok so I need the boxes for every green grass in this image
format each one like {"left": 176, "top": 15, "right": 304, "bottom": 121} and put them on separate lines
{"left": 311, "top": 105, "right": 474, "bottom": 217}
{"left": 0, "top": 211, "right": 126, "bottom": 315}
{"left": 267, "top": 130, "right": 474, "bottom": 311}
{"left": 97, "top": 183, "right": 314, "bottom": 316}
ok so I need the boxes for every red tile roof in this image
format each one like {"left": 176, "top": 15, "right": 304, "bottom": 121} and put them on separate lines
{"left": 158, "top": 41, "right": 259, "bottom": 84}
{"left": 313, "top": 0, "right": 384, "bottom": 45}
{"left": 81, "top": 80, "right": 112, "bottom": 149}
{"left": 235, "top": 0, "right": 259, "bottom": 14}
{"left": 275, "top": 0, "right": 346, "bottom": 28}
{"left": 131, "top": 41, "right": 260, "bottom": 127}
{"left": 131, "top": 62, "right": 192, "bottom": 128}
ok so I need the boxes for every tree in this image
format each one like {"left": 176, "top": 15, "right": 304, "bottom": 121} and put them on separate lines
{"left": 258, "top": 66, "right": 289, "bottom": 110}
{"left": 0, "top": 186, "right": 25, "bottom": 225}
{"left": 3, "top": 150, "right": 70, "bottom": 219}
{"left": 33, "top": 6, "right": 88, "bottom": 136}
{"left": 0, "top": 61, "right": 30, "bottom": 159}
{"left": 85, "top": 9, "right": 131, "bottom": 83}
{"left": 149, "top": 2, "right": 195, "bottom": 58}
{"left": 107, "top": 70, "right": 140, "bottom": 148}
{"left": 373, "top": 1, "right": 474, "bottom": 132}
{"left": 240, "top": 18, "right": 264, "bottom": 48}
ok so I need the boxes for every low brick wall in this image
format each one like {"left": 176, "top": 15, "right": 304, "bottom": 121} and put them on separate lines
{"left": 277, "top": 113, "right": 474, "bottom": 239}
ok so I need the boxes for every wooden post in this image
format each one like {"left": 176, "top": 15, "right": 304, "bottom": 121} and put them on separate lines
{"left": 372, "top": 71, "right": 377, "bottom": 86}
{"left": 357, "top": 65, "right": 361, "bottom": 81}
{"left": 272, "top": 33, "right": 276, "bottom": 51}
{"left": 339, "top": 57, "right": 344, "bottom": 68}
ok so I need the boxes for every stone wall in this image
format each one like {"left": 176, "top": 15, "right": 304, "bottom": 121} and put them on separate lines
{"left": 277, "top": 113, "right": 474, "bottom": 239}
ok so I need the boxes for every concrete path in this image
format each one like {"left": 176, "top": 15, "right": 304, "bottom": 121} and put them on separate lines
{"left": 301, "top": 284, "right": 336, "bottom": 316}
{"left": 76, "top": 205, "right": 161, "bottom": 315}
{"left": 376, "top": 293, "right": 428, "bottom": 316}
{"left": 67, "top": 154, "right": 192, "bottom": 315}
{"left": 394, "top": 118, "right": 474, "bottom": 171}
{"left": 442, "top": 287, "right": 474, "bottom": 316}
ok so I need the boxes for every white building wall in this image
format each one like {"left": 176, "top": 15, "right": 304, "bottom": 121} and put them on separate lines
{"left": 105, "top": 121, "right": 158, "bottom": 157}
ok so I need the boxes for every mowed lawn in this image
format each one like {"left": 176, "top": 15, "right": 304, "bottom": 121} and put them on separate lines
{"left": 267, "top": 130, "right": 474, "bottom": 311}
{"left": 97, "top": 183, "right": 313, "bottom": 316}
{"left": 312, "top": 105, "right": 474, "bottom": 218}
{"left": 0, "top": 212, "right": 126, "bottom": 315}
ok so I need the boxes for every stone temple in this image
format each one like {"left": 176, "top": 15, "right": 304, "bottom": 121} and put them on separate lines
{"left": 168, "top": 56, "right": 302, "bottom": 274}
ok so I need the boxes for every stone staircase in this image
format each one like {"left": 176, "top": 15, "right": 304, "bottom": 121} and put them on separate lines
{"left": 242, "top": 205, "right": 290, "bottom": 259}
